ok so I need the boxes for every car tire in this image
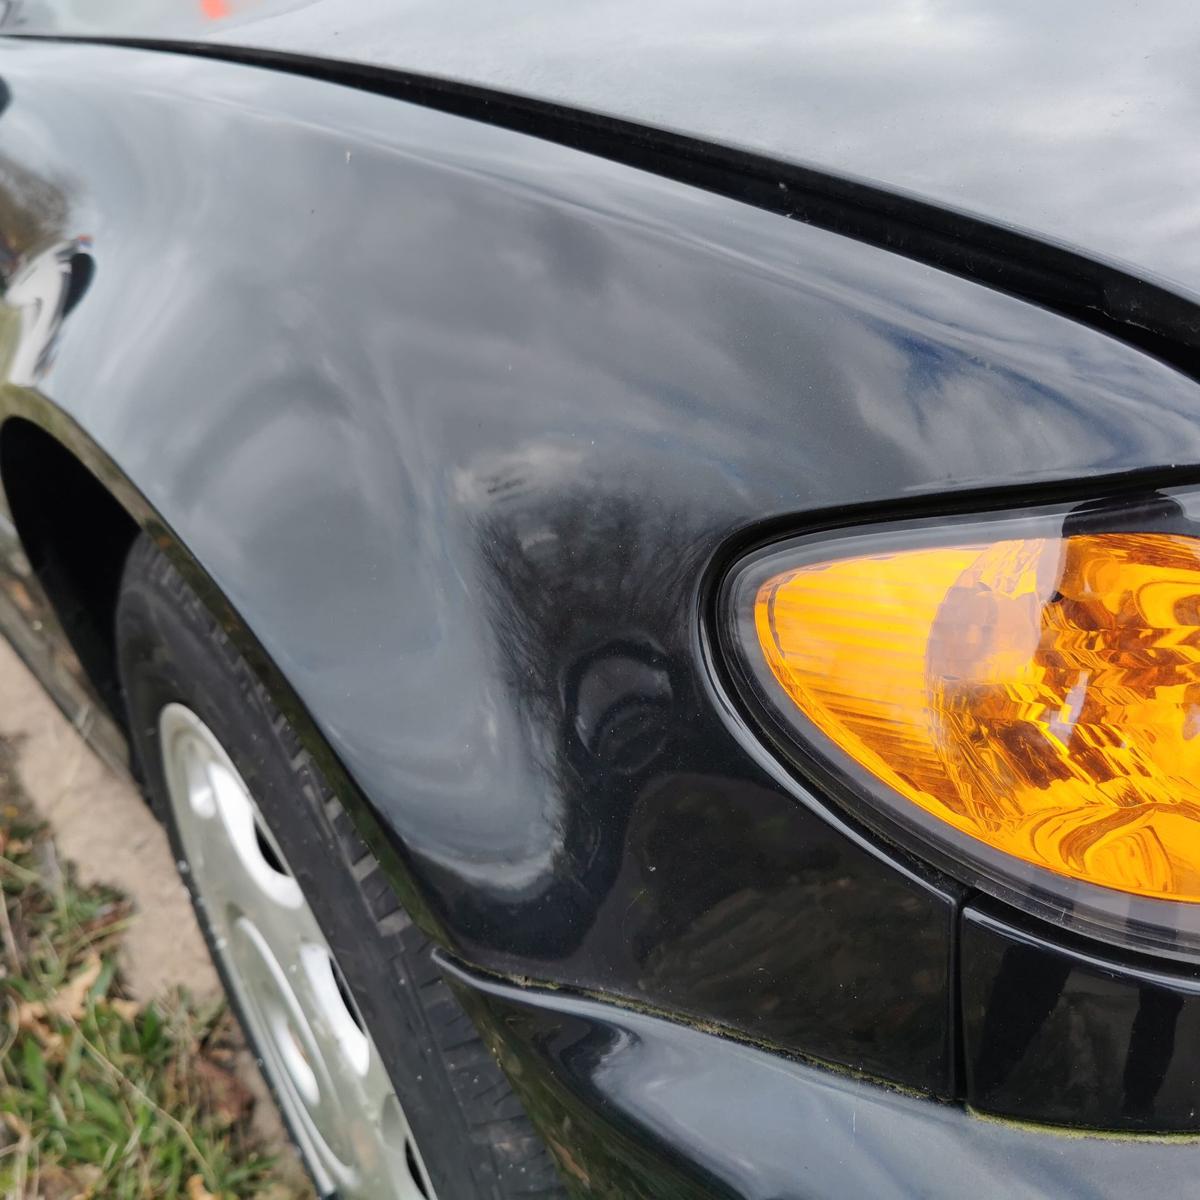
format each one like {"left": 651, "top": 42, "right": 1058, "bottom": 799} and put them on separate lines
{"left": 115, "top": 533, "right": 565, "bottom": 1200}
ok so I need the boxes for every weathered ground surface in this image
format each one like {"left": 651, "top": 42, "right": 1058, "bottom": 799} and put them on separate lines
{"left": 0, "top": 636, "right": 311, "bottom": 1193}
{"left": 0, "top": 638, "right": 211, "bottom": 1002}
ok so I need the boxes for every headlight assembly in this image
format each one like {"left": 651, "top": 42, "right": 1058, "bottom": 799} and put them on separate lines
{"left": 721, "top": 488, "right": 1200, "bottom": 961}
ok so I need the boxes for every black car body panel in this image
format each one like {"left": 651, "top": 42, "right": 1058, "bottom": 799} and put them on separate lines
{"left": 962, "top": 903, "right": 1200, "bottom": 1132}
{"left": 444, "top": 956, "right": 1200, "bottom": 1200}
{"left": 3, "top": 23, "right": 1200, "bottom": 1197}
{"left": 7, "top": 0, "right": 1200, "bottom": 312}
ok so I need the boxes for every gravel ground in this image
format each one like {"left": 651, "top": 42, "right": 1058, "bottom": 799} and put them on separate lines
{"left": 0, "top": 635, "right": 311, "bottom": 1192}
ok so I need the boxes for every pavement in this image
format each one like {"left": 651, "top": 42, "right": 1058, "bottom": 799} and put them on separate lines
{"left": 0, "top": 636, "right": 214, "bottom": 1000}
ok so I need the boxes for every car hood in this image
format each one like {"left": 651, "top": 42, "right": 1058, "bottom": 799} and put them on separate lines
{"left": 7, "top": 0, "right": 1200, "bottom": 310}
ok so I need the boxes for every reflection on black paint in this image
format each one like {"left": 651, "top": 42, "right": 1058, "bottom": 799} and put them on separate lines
{"left": 0, "top": 79, "right": 87, "bottom": 385}
{"left": 1123, "top": 987, "right": 1185, "bottom": 1122}
{"left": 965, "top": 907, "right": 1200, "bottom": 1130}
{"left": 0, "top": 118, "right": 69, "bottom": 285}
{"left": 5, "top": 238, "right": 95, "bottom": 384}
{"left": 567, "top": 640, "right": 673, "bottom": 775}
{"left": 8, "top": 42, "right": 1200, "bottom": 1105}
{"left": 973, "top": 939, "right": 1189, "bottom": 1128}
{"left": 457, "top": 483, "right": 953, "bottom": 1088}
{"left": 971, "top": 940, "right": 1071, "bottom": 1100}
{"left": 462, "top": 490, "right": 694, "bottom": 956}
{"left": 450, "top": 976, "right": 733, "bottom": 1200}
{"left": 451, "top": 954, "right": 1200, "bottom": 1200}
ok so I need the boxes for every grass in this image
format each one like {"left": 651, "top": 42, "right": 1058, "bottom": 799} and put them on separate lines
{"left": 0, "top": 738, "right": 303, "bottom": 1199}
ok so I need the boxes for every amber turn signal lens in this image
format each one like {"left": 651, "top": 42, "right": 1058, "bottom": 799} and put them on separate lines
{"left": 753, "top": 532, "right": 1200, "bottom": 902}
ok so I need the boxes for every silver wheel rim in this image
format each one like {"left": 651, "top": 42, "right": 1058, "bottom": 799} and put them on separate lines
{"left": 159, "top": 703, "right": 436, "bottom": 1200}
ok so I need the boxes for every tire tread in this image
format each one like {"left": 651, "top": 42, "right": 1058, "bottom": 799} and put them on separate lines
{"left": 119, "top": 537, "right": 566, "bottom": 1199}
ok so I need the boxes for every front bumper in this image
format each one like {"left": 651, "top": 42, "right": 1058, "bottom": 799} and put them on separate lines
{"left": 443, "top": 955, "right": 1198, "bottom": 1200}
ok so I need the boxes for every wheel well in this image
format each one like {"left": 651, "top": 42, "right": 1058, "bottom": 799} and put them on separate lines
{"left": 0, "top": 418, "right": 140, "bottom": 720}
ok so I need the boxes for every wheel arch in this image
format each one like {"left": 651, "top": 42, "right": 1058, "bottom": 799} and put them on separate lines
{"left": 0, "top": 401, "right": 444, "bottom": 945}
{"left": 0, "top": 414, "right": 140, "bottom": 721}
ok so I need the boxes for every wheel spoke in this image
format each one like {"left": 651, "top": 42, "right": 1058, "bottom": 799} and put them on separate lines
{"left": 159, "top": 704, "right": 433, "bottom": 1200}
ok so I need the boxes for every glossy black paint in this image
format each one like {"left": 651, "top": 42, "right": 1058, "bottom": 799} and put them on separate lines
{"left": 963, "top": 904, "right": 1200, "bottom": 1132}
{"left": 12, "top": 37, "right": 1196, "bottom": 388}
{"left": 8, "top": 2, "right": 1200, "bottom": 315}
{"left": 5, "top": 35, "right": 1200, "bottom": 1162}
{"left": 447, "top": 956, "right": 1200, "bottom": 1200}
